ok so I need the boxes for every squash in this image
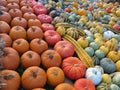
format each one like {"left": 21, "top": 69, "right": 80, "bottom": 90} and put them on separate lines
{"left": 112, "top": 73, "right": 120, "bottom": 87}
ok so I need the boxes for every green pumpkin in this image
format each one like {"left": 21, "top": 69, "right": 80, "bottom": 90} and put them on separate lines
{"left": 110, "top": 84, "right": 120, "bottom": 90}
{"left": 112, "top": 73, "right": 120, "bottom": 87}
{"left": 100, "top": 58, "right": 116, "bottom": 74}
{"left": 92, "top": 55, "right": 100, "bottom": 65}
{"left": 96, "top": 82, "right": 111, "bottom": 90}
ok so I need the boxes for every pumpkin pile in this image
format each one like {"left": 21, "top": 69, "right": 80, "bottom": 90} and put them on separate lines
{"left": 0, "top": 0, "right": 120, "bottom": 90}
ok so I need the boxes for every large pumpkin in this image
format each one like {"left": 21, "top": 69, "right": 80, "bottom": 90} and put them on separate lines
{"left": 0, "top": 70, "right": 21, "bottom": 90}
{"left": 21, "top": 66, "right": 47, "bottom": 90}
{"left": 21, "top": 50, "right": 41, "bottom": 68}
{"left": 41, "top": 49, "right": 62, "bottom": 69}
{"left": 46, "top": 67, "right": 65, "bottom": 87}
{"left": 74, "top": 78, "right": 96, "bottom": 90}
{"left": 62, "top": 57, "right": 86, "bottom": 80}
{"left": 0, "top": 47, "right": 20, "bottom": 70}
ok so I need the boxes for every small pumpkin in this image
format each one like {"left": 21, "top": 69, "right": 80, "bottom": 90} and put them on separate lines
{"left": 54, "top": 83, "right": 75, "bottom": 90}
{"left": 27, "top": 26, "right": 43, "bottom": 41}
{"left": 46, "top": 67, "right": 65, "bottom": 87}
{"left": 12, "top": 38, "right": 29, "bottom": 54}
{"left": 9, "top": 25, "right": 26, "bottom": 40}
{"left": 23, "top": 12, "right": 37, "bottom": 21}
{"left": 0, "top": 33, "right": 12, "bottom": 47}
{"left": 77, "top": 9, "right": 87, "bottom": 16}
{"left": 7, "top": 0, "right": 19, "bottom": 4}
{"left": 0, "top": 0, "right": 7, "bottom": 6}
{"left": 112, "top": 73, "right": 120, "bottom": 87}
{"left": 74, "top": 78, "right": 96, "bottom": 90}
{"left": 21, "top": 66, "right": 47, "bottom": 90}
{"left": 62, "top": 57, "right": 86, "bottom": 80}
{"left": 30, "top": 38, "right": 48, "bottom": 54}
{"left": 0, "top": 70, "right": 21, "bottom": 90}
{"left": 100, "top": 58, "right": 116, "bottom": 74}
{"left": 21, "top": 50, "right": 41, "bottom": 68}
{"left": 6, "top": 2, "right": 20, "bottom": 10}
{"left": 41, "top": 49, "right": 62, "bottom": 69}
{"left": 21, "top": 5, "right": 34, "bottom": 14}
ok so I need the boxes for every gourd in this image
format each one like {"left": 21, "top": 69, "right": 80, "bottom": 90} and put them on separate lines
{"left": 112, "top": 73, "right": 120, "bottom": 87}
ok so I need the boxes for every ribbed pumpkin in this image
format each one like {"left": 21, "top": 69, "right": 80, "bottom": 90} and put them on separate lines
{"left": 74, "top": 78, "right": 95, "bottom": 90}
{"left": 62, "top": 57, "right": 86, "bottom": 80}
{"left": 100, "top": 58, "right": 116, "bottom": 74}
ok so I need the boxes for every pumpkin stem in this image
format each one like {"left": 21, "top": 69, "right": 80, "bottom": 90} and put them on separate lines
{"left": 52, "top": 70, "right": 58, "bottom": 76}
{"left": 73, "top": 64, "right": 79, "bottom": 67}
{"left": 27, "top": 53, "right": 32, "bottom": 58}
{"left": 11, "top": 2, "right": 14, "bottom": 5}
{"left": 48, "top": 54, "right": 53, "bottom": 59}
{"left": 37, "top": 39, "right": 41, "bottom": 44}
{"left": 15, "top": 40, "right": 21, "bottom": 45}
{"left": 13, "top": 9, "right": 16, "bottom": 12}
{"left": 16, "top": 26, "right": 20, "bottom": 30}
{"left": 19, "top": 17, "right": 22, "bottom": 21}
{"left": 0, "top": 10, "right": 3, "bottom": 15}
{"left": 3, "top": 74, "right": 15, "bottom": 80}
{"left": 31, "top": 27, "right": 36, "bottom": 32}
{"left": 31, "top": 70, "right": 37, "bottom": 78}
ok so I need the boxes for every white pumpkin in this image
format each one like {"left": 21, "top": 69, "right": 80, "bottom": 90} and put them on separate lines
{"left": 103, "top": 31, "right": 115, "bottom": 39}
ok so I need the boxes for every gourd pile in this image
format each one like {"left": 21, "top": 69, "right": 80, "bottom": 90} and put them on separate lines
{"left": 0, "top": 0, "right": 120, "bottom": 90}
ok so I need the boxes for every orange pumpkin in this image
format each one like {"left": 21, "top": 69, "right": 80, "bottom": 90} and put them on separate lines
{"left": 0, "top": 6, "right": 8, "bottom": 12}
{"left": 62, "top": 57, "right": 86, "bottom": 80}
{"left": 0, "top": 11, "right": 12, "bottom": 24}
{"left": 7, "top": 0, "right": 19, "bottom": 4}
{"left": 0, "top": 70, "right": 21, "bottom": 90}
{"left": 21, "top": 50, "right": 41, "bottom": 68}
{"left": 0, "top": 0, "right": 7, "bottom": 7}
{"left": 6, "top": 2, "right": 20, "bottom": 10}
{"left": 28, "top": 18, "right": 42, "bottom": 28}
{"left": 0, "top": 21, "right": 11, "bottom": 34}
{"left": 9, "top": 25, "right": 26, "bottom": 40}
{"left": 32, "top": 88, "right": 46, "bottom": 90}
{"left": 21, "top": 66, "right": 47, "bottom": 90}
{"left": 23, "top": 12, "right": 37, "bottom": 21}
{"left": 74, "top": 78, "right": 96, "bottom": 90}
{"left": 46, "top": 67, "right": 65, "bottom": 87}
{"left": 20, "top": 0, "right": 33, "bottom": 7}
{"left": 0, "top": 47, "right": 20, "bottom": 70}
{"left": 27, "top": 26, "right": 43, "bottom": 41}
{"left": 55, "top": 83, "right": 75, "bottom": 90}
{"left": 77, "top": 9, "right": 87, "bottom": 16}
{"left": 11, "top": 17, "right": 27, "bottom": 29}
{"left": 0, "top": 33, "right": 12, "bottom": 47}
{"left": 12, "top": 38, "right": 29, "bottom": 54}
{"left": 21, "top": 5, "right": 34, "bottom": 14}
{"left": 9, "top": 8, "right": 23, "bottom": 19}
{"left": 41, "top": 50, "right": 62, "bottom": 69}
{"left": 30, "top": 38, "right": 48, "bottom": 54}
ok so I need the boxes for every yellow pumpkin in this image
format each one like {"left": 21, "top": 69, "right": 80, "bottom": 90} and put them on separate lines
{"left": 116, "top": 60, "right": 120, "bottom": 72}
{"left": 77, "top": 9, "right": 87, "bottom": 16}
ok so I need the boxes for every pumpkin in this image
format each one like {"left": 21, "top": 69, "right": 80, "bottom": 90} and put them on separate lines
{"left": 0, "top": 33, "right": 12, "bottom": 47}
{"left": 0, "top": 0, "right": 7, "bottom": 6}
{"left": 54, "top": 83, "right": 75, "bottom": 90}
{"left": 62, "top": 57, "right": 86, "bottom": 80}
{"left": 77, "top": 9, "right": 87, "bottom": 16}
{"left": 28, "top": 18, "right": 42, "bottom": 28}
{"left": 41, "top": 50, "right": 62, "bottom": 69}
{"left": 0, "top": 70, "right": 20, "bottom": 90}
{"left": 112, "top": 73, "right": 120, "bottom": 87}
{"left": 0, "top": 21, "right": 11, "bottom": 34}
{"left": 74, "top": 78, "right": 96, "bottom": 90}
{"left": 23, "top": 12, "right": 37, "bottom": 21}
{"left": 21, "top": 5, "right": 34, "bottom": 14}
{"left": 21, "top": 50, "right": 41, "bottom": 68}
{"left": 9, "top": 25, "right": 26, "bottom": 40}
{"left": 46, "top": 67, "right": 65, "bottom": 87}
{"left": 12, "top": 38, "right": 29, "bottom": 54}
{"left": 116, "top": 60, "right": 120, "bottom": 72}
{"left": 7, "top": 0, "right": 19, "bottom": 4}
{"left": 9, "top": 8, "right": 22, "bottom": 19}
{"left": 0, "top": 47, "right": 20, "bottom": 70}
{"left": 92, "top": 55, "right": 100, "bottom": 66}
{"left": 20, "top": 0, "right": 33, "bottom": 7}
{"left": 110, "top": 84, "right": 120, "bottom": 90}
{"left": 6, "top": 2, "right": 20, "bottom": 10}
{"left": 0, "top": 6, "right": 8, "bottom": 12}
{"left": 32, "top": 88, "right": 46, "bottom": 90}
{"left": 96, "top": 82, "right": 110, "bottom": 90}
{"left": 30, "top": 38, "right": 48, "bottom": 54}
{"left": 0, "top": 11, "right": 11, "bottom": 23}
{"left": 27, "top": 26, "right": 43, "bottom": 41}
{"left": 100, "top": 58, "right": 116, "bottom": 74}
{"left": 10, "top": 17, "right": 27, "bottom": 29}
{"left": 21, "top": 66, "right": 47, "bottom": 90}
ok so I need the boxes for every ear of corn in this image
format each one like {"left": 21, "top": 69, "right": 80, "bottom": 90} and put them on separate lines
{"left": 63, "top": 34, "right": 94, "bottom": 68}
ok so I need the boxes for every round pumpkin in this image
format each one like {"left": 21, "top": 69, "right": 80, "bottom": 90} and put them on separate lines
{"left": 9, "top": 25, "right": 26, "bottom": 40}
{"left": 27, "top": 26, "right": 43, "bottom": 41}
{"left": 74, "top": 78, "right": 96, "bottom": 90}
{"left": 0, "top": 11, "right": 11, "bottom": 24}
{"left": 62, "top": 57, "right": 86, "bottom": 80}
{"left": 77, "top": 9, "right": 87, "bottom": 16}
{"left": 112, "top": 73, "right": 120, "bottom": 87}
{"left": 23, "top": 12, "right": 37, "bottom": 21}
{"left": 0, "top": 0, "right": 7, "bottom": 6}
{"left": 7, "top": 0, "right": 19, "bottom": 4}
{"left": 20, "top": 0, "right": 33, "bottom": 7}
{"left": 21, "top": 50, "right": 41, "bottom": 68}
{"left": 6, "top": 2, "right": 20, "bottom": 9}
{"left": 21, "top": 66, "right": 47, "bottom": 90}
{"left": 0, "top": 47, "right": 20, "bottom": 70}
{"left": 46, "top": 67, "right": 65, "bottom": 87}
{"left": 0, "top": 21, "right": 11, "bottom": 34}
{"left": 0, "top": 70, "right": 20, "bottom": 90}
{"left": 11, "top": 16, "right": 27, "bottom": 29}
{"left": 9, "top": 8, "right": 23, "bottom": 19}
{"left": 28, "top": 18, "right": 42, "bottom": 28}
{"left": 21, "top": 5, "right": 34, "bottom": 14}
{"left": 55, "top": 83, "right": 75, "bottom": 90}
{"left": 12, "top": 38, "right": 29, "bottom": 54}
{"left": 41, "top": 50, "right": 62, "bottom": 69}
{"left": 0, "top": 33, "right": 12, "bottom": 47}
{"left": 30, "top": 38, "right": 48, "bottom": 54}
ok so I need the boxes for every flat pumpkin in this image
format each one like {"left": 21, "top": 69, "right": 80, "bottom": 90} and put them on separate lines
{"left": 62, "top": 57, "right": 86, "bottom": 80}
